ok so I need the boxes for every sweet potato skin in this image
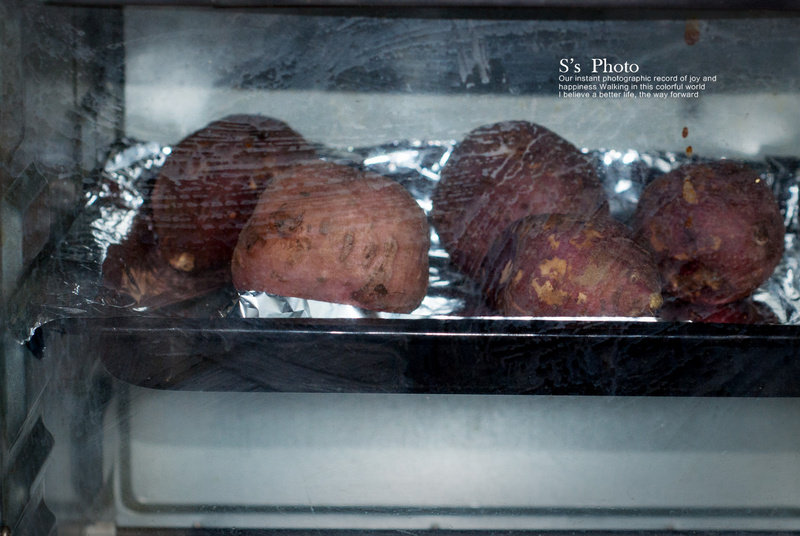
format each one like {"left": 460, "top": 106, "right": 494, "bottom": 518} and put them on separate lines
{"left": 151, "top": 114, "right": 316, "bottom": 273}
{"left": 633, "top": 161, "right": 784, "bottom": 305}
{"left": 431, "top": 121, "right": 608, "bottom": 278}
{"left": 482, "top": 214, "right": 662, "bottom": 317}
{"left": 231, "top": 161, "right": 430, "bottom": 313}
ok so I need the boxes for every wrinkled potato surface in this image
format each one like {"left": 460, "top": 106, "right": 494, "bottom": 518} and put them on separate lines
{"left": 633, "top": 161, "right": 784, "bottom": 305}
{"left": 432, "top": 120, "right": 608, "bottom": 277}
{"left": 232, "top": 161, "right": 430, "bottom": 313}
{"left": 483, "top": 214, "right": 663, "bottom": 317}
{"left": 151, "top": 114, "right": 317, "bottom": 273}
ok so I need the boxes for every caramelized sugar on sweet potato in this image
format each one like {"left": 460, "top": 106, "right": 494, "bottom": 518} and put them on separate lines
{"left": 231, "top": 161, "right": 430, "bottom": 314}
{"left": 151, "top": 114, "right": 317, "bottom": 273}
{"left": 432, "top": 121, "right": 608, "bottom": 278}
{"left": 482, "top": 214, "right": 662, "bottom": 317}
{"left": 633, "top": 161, "right": 784, "bottom": 305}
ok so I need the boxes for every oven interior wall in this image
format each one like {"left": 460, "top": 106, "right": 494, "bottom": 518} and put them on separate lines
{"left": 1, "top": 2, "right": 122, "bottom": 535}
{"left": 123, "top": 8, "right": 800, "bottom": 157}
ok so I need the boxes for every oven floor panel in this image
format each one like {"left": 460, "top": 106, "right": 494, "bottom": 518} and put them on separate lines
{"left": 115, "top": 391, "right": 800, "bottom": 530}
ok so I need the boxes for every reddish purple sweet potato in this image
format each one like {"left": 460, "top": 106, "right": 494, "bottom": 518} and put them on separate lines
{"left": 431, "top": 121, "right": 608, "bottom": 278}
{"left": 231, "top": 161, "right": 430, "bottom": 313}
{"left": 482, "top": 214, "right": 663, "bottom": 317}
{"left": 633, "top": 161, "right": 784, "bottom": 305}
{"left": 101, "top": 213, "right": 230, "bottom": 308}
{"left": 151, "top": 114, "right": 317, "bottom": 273}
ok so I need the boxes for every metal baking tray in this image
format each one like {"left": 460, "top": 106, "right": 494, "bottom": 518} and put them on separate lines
{"left": 38, "top": 316, "right": 800, "bottom": 396}
{"left": 24, "top": 139, "right": 800, "bottom": 398}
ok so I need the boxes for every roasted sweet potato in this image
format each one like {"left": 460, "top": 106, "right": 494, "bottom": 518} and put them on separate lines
{"left": 633, "top": 161, "right": 784, "bottom": 305}
{"left": 101, "top": 212, "right": 230, "bottom": 308}
{"left": 231, "top": 161, "right": 430, "bottom": 313}
{"left": 151, "top": 114, "right": 317, "bottom": 273}
{"left": 431, "top": 121, "right": 608, "bottom": 278}
{"left": 482, "top": 214, "right": 662, "bottom": 317}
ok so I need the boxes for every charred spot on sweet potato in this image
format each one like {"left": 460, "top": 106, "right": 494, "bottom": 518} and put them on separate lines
{"left": 267, "top": 210, "right": 304, "bottom": 236}
{"left": 338, "top": 233, "right": 356, "bottom": 262}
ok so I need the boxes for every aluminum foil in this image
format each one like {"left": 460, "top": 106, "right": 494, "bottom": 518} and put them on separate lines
{"left": 10, "top": 140, "right": 162, "bottom": 342}
{"left": 14, "top": 138, "right": 800, "bottom": 342}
